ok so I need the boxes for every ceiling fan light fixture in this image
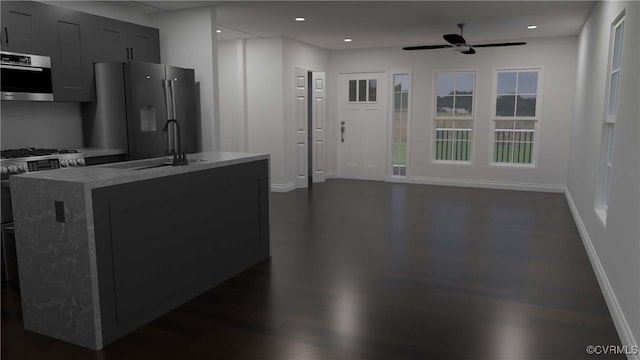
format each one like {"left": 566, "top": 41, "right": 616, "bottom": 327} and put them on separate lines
{"left": 527, "top": 25, "right": 538, "bottom": 29}
{"left": 344, "top": 38, "right": 353, "bottom": 42}
{"left": 295, "top": 17, "right": 306, "bottom": 22}
{"left": 451, "top": 45, "right": 471, "bottom": 52}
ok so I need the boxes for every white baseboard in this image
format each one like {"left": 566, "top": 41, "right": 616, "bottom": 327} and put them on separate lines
{"left": 270, "top": 182, "right": 296, "bottom": 193}
{"left": 564, "top": 187, "right": 639, "bottom": 360}
{"left": 387, "top": 176, "right": 565, "bottom": 193}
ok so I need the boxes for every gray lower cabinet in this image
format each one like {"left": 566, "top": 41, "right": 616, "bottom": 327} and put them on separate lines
{"left": 92, "top": 160, "right": 270, "bottom": 346}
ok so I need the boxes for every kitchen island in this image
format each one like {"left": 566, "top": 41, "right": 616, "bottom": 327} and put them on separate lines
{"left": 9, "top": 152, "right": 270, "bottom": 350}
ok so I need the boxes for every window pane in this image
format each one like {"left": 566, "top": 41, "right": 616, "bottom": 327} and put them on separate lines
{"left": 349, "top": 80, "right": 356, "bottom": 102}
{"left": 608, "top": 71, "right": 619, "bottom": 116}
{"left": 612, "top": 22, "right": 624, "bottom": 70}
{"left": 455, "top": 73, "right": 474, "bottom": 94}
{"left": 496, "top": 95, "right": 516, "bottom": 116}
{"left": 495, "top": 120, "right": 515, "bottom": 129}
{"left": 517, "top": 72, "right": 538, "bottom": 94}
{"left": 401, "top": 76, "right": 409, "bottom": 92}
{"left": 436, "top": 73, "right": 456, "bottom": 96}
{"left": 368, "top": 79, "right": 377, "bottom": 101}
{"left": 394, "top": 93, "right": 402, "bottom": 110}
{"left": 497, "top": 72, "right": 517, "bottom": 94}
{"left": 358, "top": 80, "right": 367, "bottom": 101}
{"left": 455, "top": 95, "right": 472, "bottom": 115}
{"left": 516, "top": 95, "right": 536, "bottom": 117}
{"left": 437, "top": 96, "right": 454, "bottom": 116}
{"left": 401, "top": 92, "right": 408, "bottom": 110}
{"left": 515, "top": 120, "right": 535, "bottom": 129}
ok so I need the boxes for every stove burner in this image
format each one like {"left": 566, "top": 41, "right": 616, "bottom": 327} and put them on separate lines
{"left": 0, "top": 148, "right": 77, "bottom": 159}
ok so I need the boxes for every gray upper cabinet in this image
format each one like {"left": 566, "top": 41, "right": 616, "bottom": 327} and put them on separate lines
{"left": 1, "top": 2, "right": 161, "bottom": 102}
{"left": 47, "top": 7, "right": 98, "bottom": 102}
{"left": 0, "top": 1, "right": 52, "bottom": 54}
{"left": 96, "top": 19, "right": 160, "bottom": 64}
{"left": 125, "top": 23, "right": 160, "bottom": 63}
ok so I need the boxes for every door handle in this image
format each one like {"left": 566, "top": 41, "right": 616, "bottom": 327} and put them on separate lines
{"left": 341, "top": 121, "right": 346, "bottom": 143}
{"left": 161, "top": 80, "right": 174, "bottom": 154}
{"left": 4, "top": 27, "right": 8, "bottom": 46}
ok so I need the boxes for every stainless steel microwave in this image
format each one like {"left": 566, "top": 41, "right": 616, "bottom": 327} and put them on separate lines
{"left": 1, "top": 51, "right": 53, "bottom": 101}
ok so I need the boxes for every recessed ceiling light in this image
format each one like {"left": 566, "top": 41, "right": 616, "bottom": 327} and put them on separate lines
{"left": 527, "top": 25, "right": 538, "bottom": 30}
{"left": 295, "top": 17, "right": 306, "bottom": 22}
{"left": 216, "top": 29, "right": 222, "bottom": 33}
{"left": 343, "top": 38, "right": 353, "bottom": 42}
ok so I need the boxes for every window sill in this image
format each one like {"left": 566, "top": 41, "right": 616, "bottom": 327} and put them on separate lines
{"left": 489, "top": 162, "right": 536, "bottom": 168}
{"left": 595, "top": 207, "right": 607, "bottom": 226}
{"left": 432, "top": 160, "right": 472, "bottom": 166}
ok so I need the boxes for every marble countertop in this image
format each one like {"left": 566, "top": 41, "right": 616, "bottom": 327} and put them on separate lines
{"left": 74, "top": 147, "right": 127, "bottom": 158}
{"left": 10, "top": 152, "right": 269, "bottom": 188}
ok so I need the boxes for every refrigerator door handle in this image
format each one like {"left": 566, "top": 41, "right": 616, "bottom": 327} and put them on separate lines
{"left": 162, "top": 79, "right": 174, "bottom": 154}
{"left": 169, "top": 80, "right": 179, "bottom": 154}
{"left": 169, "top": 80, "right": 177, "bottom": 122}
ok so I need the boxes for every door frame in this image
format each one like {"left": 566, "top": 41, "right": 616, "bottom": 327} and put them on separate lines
{"left": 294, "top": 67, "right": 327, "bottom": 189}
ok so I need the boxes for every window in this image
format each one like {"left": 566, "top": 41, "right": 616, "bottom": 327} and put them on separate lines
{"left": 348, "top": 79, "right": 377, "bottom": 102}
{"left": 492, "top": 69, "right": 540, "bottom": 165}
{"left": 596, "top": 14, "right": 624, "bottom": 222}
{"left": 434, "top": 71, "right": 475, "bottom": 162}
{"left": 392, "top": 74, "right": 409, "bottom": 176}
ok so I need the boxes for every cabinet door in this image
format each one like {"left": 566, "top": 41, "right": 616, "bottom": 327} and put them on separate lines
{"left": 126, "top": 24, "right": 160, "bottom": 63}
{"left": 0, "top": 1, "right": 52, "bottom": 54}
{"left": 49, "top": 8, "right": 97, "bottom": 102}
{"left": 95, "top": 18, "right": 128, "bottom": 62}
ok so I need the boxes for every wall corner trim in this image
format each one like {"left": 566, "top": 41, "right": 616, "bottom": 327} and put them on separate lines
{"left": 271, "top": 182, "right": 296, "bottom": 193}
{"left": 564, "top": 187, "right": 639, "bottom": 359}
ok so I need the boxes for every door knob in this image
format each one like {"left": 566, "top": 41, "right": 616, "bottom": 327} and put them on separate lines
{"left": 341, "top": 121, "right": 346, "bottom": 143}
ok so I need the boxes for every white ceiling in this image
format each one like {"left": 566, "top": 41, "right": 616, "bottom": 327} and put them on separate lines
{"left": 130, "top": 1, "right": 595, "bottom": 50}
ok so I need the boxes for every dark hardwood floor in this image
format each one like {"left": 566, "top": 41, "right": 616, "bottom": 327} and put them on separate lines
{"left": 1, "top": 180, "right": 623, "bottom": 359}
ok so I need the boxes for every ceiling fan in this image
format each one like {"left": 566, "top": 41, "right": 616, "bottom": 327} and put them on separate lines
{"left": 403, "top": 23, "right": 527, "bottom": 54}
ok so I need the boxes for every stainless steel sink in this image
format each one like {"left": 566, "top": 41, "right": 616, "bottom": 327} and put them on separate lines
{"left": 132, "top": 163, "right": 173, "bottom": 170}
{"left": 101, "top": 158, "right": 173, "bottom": 170}
{"left": 101, "top": 157, "right": 207, "bottom": 170}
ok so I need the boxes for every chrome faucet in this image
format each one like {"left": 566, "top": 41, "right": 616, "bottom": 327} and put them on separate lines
{"left": 162, "top": 119, "right": 188, "bottom": 166}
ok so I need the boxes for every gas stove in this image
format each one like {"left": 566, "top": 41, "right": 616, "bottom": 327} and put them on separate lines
{"left": 0, "top": 148, "right": 85, "bottom": 178}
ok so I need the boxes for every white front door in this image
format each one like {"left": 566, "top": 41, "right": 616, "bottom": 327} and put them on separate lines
{"left": 338, "top": 72, "right": 388, "bottom": 180}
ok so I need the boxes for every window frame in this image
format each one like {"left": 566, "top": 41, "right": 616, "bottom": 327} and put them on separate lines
{"left": 431, "top": 69, "right": 477, "bottom": 164}
{"left": 388, "top": 69, "right": 412, "bottom": 178}
{"left": 595, "top": 12, "right": 625, "bottom": 225}
{"left": 489, "top": 67, "right": 543, "bottom": 167}
{"left": 348, "top": 78, "right": 379, "bottom": 104}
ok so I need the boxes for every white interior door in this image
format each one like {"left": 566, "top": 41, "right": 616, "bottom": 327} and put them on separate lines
{"left": 338, "top": 72, "right": 388, "bottom": 180}
{"left": 312, "top": 71, "right": 326, "bottom": 183}
{"left": 294, "top": 68, "right": 308, "bottom": 188}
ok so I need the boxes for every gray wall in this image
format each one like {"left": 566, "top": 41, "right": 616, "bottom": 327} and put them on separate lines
{"left": 566, "top": 1, "right": 639, "bottom": 351}
{"left": 1, "top": 102, "right": 83, "bottom": 149}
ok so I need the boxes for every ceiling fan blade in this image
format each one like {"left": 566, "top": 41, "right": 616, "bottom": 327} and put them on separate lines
{"left": 461, "top": 48, "right": 476, "bottom": 55}
{"left": 403, "top": 44, "right": 452, "bottom": 51}
{"left": 443, "top": 33, "right": 466, "bottom": 45}
{"left": 472, "top": 42, "right": 527, "bottom": 48}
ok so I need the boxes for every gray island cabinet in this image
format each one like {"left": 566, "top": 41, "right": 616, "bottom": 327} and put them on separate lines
{"left": 9, "top": 152, "right": 270, "bottom": 350}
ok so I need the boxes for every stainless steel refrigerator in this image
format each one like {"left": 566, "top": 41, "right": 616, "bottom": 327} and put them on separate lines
{"left": 83, "top": 62, "right": 199, "bottom": 160}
